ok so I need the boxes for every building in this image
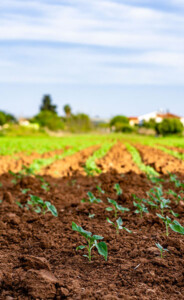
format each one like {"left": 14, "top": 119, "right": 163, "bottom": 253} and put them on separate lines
{"left": 138, "top": 111, "right": 184, "bottom": 126}
{"left": 128, "top": 117, "right": 139, "bottom": 126}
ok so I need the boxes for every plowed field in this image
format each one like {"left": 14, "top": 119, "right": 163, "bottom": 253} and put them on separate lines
{"left": 0, "top": 140, "right": 184, "bottom": 300}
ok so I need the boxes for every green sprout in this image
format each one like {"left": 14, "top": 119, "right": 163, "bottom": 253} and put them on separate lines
{"left": 21, "top": 188, "right": 30, "bottom": 194}
{"left": 148, "top": 176, "right": 164, "bottom": 184}
{"left": 88, "top": 213, "right": 95, "bottom": 219}
{"left": 72, "top": 222, "right": 108, "bottom": 262}
{"left": 133, "top": 201, "right": 148, "bottom": 218}
{"left": 168, "top": 173, "right": 184, "bottom": 188}
{"left": 156, "top": 214, "right": 172, "bottom": 236}
{"left": 167, "top": 189, "right": 184, "bottom": 205}
{"left": 169, "top": 220, "right": 184, "bottom": 235}
{"left": 96, "top": 185, "right": 105, "bottom": 195}
{"left": 0, "top": 182, "right": 3, "bottom": 187}
{"left": 106, "top": 198, "right": 130, "bottom": 218}
{"left": 107, "top": 217, "right": 132, "bottom": 235}
{"left": 147, "top": 186, "right": 171, "bottom": 215}
{"left": 28, "top": 195, "right": 58, "bottom": 217}
{"left": 114, "top": 183, "right": 122, "bottom": 196}
{"left": 41, "top": 182, "right": 50, "bottom": 192}
{"left": 155, "top": 243, "right": 169, "bottom": 259}
{"left": 81, "top": 191, "right": 102, "bottom": 204}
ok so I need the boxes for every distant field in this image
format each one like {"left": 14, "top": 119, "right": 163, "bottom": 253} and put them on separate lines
{"left": 0, "top": 133, "right": 184, "bottom": 155}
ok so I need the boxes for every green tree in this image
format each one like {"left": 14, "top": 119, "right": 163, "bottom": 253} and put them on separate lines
{"left": 0, "top": 111, "right": 16, "bottom": 125}
{"left": 31, "top": 110, "right": 64, "bottom": 131}
{"left": 110, "top": 115, "right": 129, "bottom": 127}
{"left": 142, "top": 118, "right": 157, "bottom": 129}
{"left": 40, "top": 95, "right": 57, "bottom": 113}
{"left": 156, "top": 118, "right": 183, "bottom": 136}
{"left": 66, "top": 113, "right": 92, "bottom": 132}
{"left": 63, "top": 104, "right": 71, "bottom": 118}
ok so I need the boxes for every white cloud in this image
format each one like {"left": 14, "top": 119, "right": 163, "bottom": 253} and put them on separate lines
{"left": 0, "top": 0, "right": 184, "bottom": 85}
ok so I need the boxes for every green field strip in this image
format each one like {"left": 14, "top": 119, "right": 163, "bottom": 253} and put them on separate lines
{"left": 29, "top": 141, "right": 103, "bottom": 173}
{"left": 125, "top": 143, "right": 159, "bottom": 177}
{"left": 155, "top": 145, "right": 184, "bottom": 161}
{"left": 84, "top": 141, "right": 115, "bottom": 175}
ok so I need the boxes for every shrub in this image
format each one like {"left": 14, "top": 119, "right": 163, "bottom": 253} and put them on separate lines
{"left": 155, "top": 118, "right": 183, "bottom": 136}
{"left": 110, "top": 115, "right": 129, "bottom": 127}
{"left": 31, "top": 110, "right": 64, "bottom": 131}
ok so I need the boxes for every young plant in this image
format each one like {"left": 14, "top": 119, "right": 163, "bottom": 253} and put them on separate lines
{"left": 21, "top": 188, "right": 30, "bottom": 194}
{"left": 156, "top": 214, "right": 172, "bottom": 236}
{"left": 169, "top": 220, "right": 184, "bottom": 235}
{"left": 41, "top": 182, "right": 50, "bottom": 192}
{"left": 148, "top": 176, "right": 164, "bottom": 185}
{"left": 107, "top": 217, "right": 132, "bottom": 235}
{"left": 168, "top": 173, "right": 184, "bottom": 188}
{"left": 160, "top": 198, "right": 171, "bottom": 216}
{"left": 28, "top": 195, "right": 58, "bottom": 217}
{"left": 106, "top": 198, "right": 129, "bottom": 218}
{"left": 72, "top": 222, "right": 108, "bottom": 262}
{"left": 155, "top": 243, "right": 169, "bottom": 259}
{"left": 114, "top": 183, "right": 122, "bottom": 196}
{"left": 88, "top": 213, "right": 95, "bottom": 219}
{"left": 96, "top": 185, "right": 105, "bottom": 195}
{"left": 167, "top": 189, "right": 184, "bottom": 205}
{"left": 81, "top": 192, "right": 102, "bottom": 204}
{"left": 0, "top": 182, "right": 3, "bottom": 187}
{"left": 133, "top": 201, "right": 148, "bottom": 218}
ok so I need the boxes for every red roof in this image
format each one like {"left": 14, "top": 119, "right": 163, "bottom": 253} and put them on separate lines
{"left": 156, "top": 113, "right": 181, "bottom": 119}
{"left": 129, "top": 117, "right": 138, "bottom": 120}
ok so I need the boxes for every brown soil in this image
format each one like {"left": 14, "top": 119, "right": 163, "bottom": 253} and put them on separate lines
{"left": 41, "top": 145, "right": 99, "bottom": 177}
{"left": 0, "top": 145, "right": 184, "bottom": 299}
{"left": 0, "top": 149, "right": 66, "bottom": 175}
{"left": 135, "top": 144, "right": 184, "bottom": 174}
{"left": 97, "top": 142, "right": 141, "bottom": 174}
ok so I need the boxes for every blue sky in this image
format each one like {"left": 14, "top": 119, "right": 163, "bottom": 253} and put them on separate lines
{"left": 0, "top": 0, "right": 184, "bottom": 118}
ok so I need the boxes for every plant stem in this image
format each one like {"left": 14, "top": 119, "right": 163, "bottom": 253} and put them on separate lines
{"left": 88, "top": 240, "right": 92, "bottom": 262}
{"left": 166, "top": 223, "right": 169, "bottom": 237}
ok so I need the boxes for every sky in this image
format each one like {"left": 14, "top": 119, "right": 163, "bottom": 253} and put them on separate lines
{"left": 0, "top": 0, "right": 184, "bottom": 118}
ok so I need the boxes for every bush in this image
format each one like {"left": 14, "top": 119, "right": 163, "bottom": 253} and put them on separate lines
{"left": 115, "top": 122, "right": 134, "bottom": 133}
{"left": 66, "top": 113, "right": 92, "bottom": 133}
{"left": 156, "top": 118, "right": 183, "bottom": 136}
{"left": 110, "top": 115, "right": 129, "bottom": 127}
{"left": 31, "top": 110, "right": 64, "bottom": 131}
{"left": 0, "top": 111, "right": 16, "bottom": 126}
{"left": 142, "top": 118, "right": 156, "bottom": 129}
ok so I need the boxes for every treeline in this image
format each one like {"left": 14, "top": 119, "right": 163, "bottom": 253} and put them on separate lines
{"left": 0, "top": 95, "right": 183, "bottom": 136}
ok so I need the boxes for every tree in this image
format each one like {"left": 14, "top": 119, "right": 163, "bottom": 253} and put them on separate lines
{"left": 63, "top": 104, "right": 71, "bottom": 118}
{"left": 110, "top": 115, "right": 129, "bottom": 127}
{"left": 66, "top": 113, "right": 92, "bottom": 132}
{"left": 0, "top": 111, "right": 16, "bottom": 125}
{"left": 40, "top": 95, "right": 57, "bottom": 113}
{"left": 31, "top": 110, "right": 64, "bottom": 131}
{"left": 156, "top": 118, "right": 183, "bottom": 136}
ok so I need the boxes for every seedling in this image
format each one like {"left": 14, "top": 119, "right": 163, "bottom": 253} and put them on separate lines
{"left": 169, "top": 220, "right": 184, "bottom": 235}
{"left": 27, "top": 195, "right": 58, "bottom": 216}
{"left": 114, "top": 183, "right": 122, "bottom": 196}
{"left": 72, "top": 222, "right": 108, "bottom": 262}
{"left": 0, "top": 182, "right": 3, "bottom": 187}
{"left": 148, "top": 176, "right": 164, "bottom": 184}
{"left": 133, "top": 201, "right": 148, "bottom": 218}
{"left": 21, "top": 188, "right": 30, "bottom": 194}
{"left": 41, "top": 182, "right": 50, "bottom": 192}
{"left": 106, "top": 198, "right": 129, "bottom": 218}
{"left": 88, "top": 213, "right": 95, "bottom": 219}
{"left": 168, "top": 173, "right": 184, "bottom": 188}
{"left": 167, "top": 189, "right": 184, "bottom": 205}
{"left": 156, "top": 214, "right": 172, "bottom": 236}
{"left": 81, "top": 192, "right": 102, "bottom": 204}
{"left": 16, "top": 201, "right": 24, "bottom": 208}
{"left": 96, "top": 185, "right": 105, "bottom": 195}
{"left": 132, "top": 194, "right": 147, "bottom": 205}
{"left": 160, "top": 198, "right": 171, "bottom": 216}
{"left": 155, "top": 243, "right": 169, "bottom": 258}
{"left": 107, "top": 217, "right": 132, "bottom": 235}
